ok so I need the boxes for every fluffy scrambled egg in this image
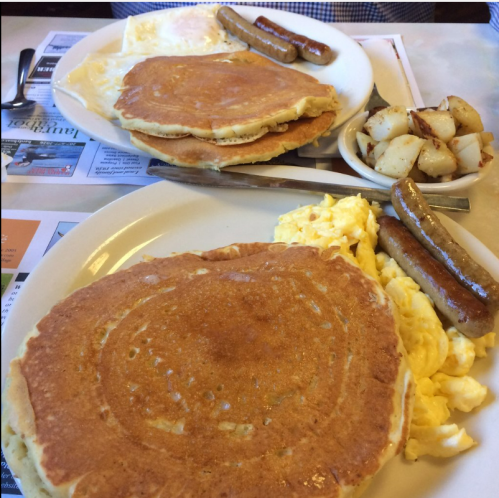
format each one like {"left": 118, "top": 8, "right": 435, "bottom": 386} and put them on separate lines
{"left": 274, "top": 194, "right": 495, "bottom": 460}
{"left": 275, "top": 194, "right": 382, "bottom": 281}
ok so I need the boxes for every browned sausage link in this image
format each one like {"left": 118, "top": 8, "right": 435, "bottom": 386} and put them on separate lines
{"left": 392, "top": 178, "right": 499, "bottom": 311}
{"left": 254, "top": 16, "right": 333, "bottom": 65}
{"left": 378, "top": 216, "right": 494, "bottom": 338}
{"left": 217, "top": 7, "right": 297, "bottom": 63}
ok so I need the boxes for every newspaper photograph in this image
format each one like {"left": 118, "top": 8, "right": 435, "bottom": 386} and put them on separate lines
{"left": 1, "top": 139, "right": 85, "bottom": 177}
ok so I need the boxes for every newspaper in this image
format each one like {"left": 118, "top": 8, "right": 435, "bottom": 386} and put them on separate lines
{"left": 0, "top": 31, "right": 163, "bottom": 185}
{"left": 1, "top": 209, "right": 91, "bottom": 497}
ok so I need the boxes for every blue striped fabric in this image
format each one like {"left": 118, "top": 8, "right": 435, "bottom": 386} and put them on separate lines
{"left": 111, "top": 2, "right": 436, "bottom": 23}
{"left": 488, "top": 2, "right": 499, "bottom": 31}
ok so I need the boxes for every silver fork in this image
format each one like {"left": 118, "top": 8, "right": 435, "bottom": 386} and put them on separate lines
{"left": 365, "top": 84, "right": 390, "bottom": 112}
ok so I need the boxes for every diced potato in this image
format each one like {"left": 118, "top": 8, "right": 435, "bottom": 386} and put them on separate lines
{"left": 356, "top": 132, "right": 377, "bottom": 167}
{"left": 365, "top": 106, "right": 409, "bottom": 141}
{"left": 437, "top": 98, "right": 448, "bottom": 111}
{"left": 438, "top": 174, "right": 454, "bottom": 183}
{"left": 480, "top": 131, "right": 494, "bottom": 145}
{"left": 482, "top": 149, "right": 494, "bottom": 166}
{"left": 408, "top": 112, "right": 415, "bottom": 134}
{"left": 375, "top": 135, "right": 426, "bottom": 179}
{"left": 417, "top": 139, "right": 457, "bottom": 177}
{"left": 373, "top": 141, "right": 390, "bottom": 162}
{"left": 448, "top": 96, "right": 484, "bottom": 135}
{"left": 411, "top": 111, "right": 456, "bottom": 142}
{"left": 367, "top": 106, "right": 389, "bottom": 119}
{"left": 448, "top": 135, "right": 482, "bottom": 174}
{"left": 448, "top": 133, "right": 483, "bottom": 154}
{"left": 407, "top": 164, "right": 428, "bottom": 183}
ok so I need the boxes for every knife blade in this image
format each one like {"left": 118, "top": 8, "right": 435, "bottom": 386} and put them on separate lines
{"left": 147, "top": 166, "right": 470, "bottom": 213}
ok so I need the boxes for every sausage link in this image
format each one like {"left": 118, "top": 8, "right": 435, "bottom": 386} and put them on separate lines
{"left": 392, "top": 178, "right": 499, "bottom": 311}
{"left": 254, "top": 16, "right": 333, "bottom": 65}
{"left": 378, "top": 216, "right": 494, "bottom": 338}
{"left": 217, "top": 7, "right": 297, "bottom": 63}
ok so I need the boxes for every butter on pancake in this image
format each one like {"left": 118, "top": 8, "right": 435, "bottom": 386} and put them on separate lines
{"left": 114, "top": 51, "right": 339, "bottom": 139}
{"left": 130, "top": 112, "right": 336, "bottom": 169}
{"left": 2, "top": 243, "right": 413, "bottom": 498}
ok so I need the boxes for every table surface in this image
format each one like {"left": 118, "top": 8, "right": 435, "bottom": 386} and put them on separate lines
{"left": 2, "top": 16, "right": 499, "bottom": 257}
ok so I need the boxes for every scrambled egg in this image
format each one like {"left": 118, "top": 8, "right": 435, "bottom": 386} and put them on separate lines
{"left": 275, "top": 194, "right": 382, "bottom": 281}
{"left": 274, "top": 194, "right": 495, "bottom": 460}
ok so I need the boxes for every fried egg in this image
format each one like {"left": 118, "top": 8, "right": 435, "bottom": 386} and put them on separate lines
{"left": 56, "top": 54, "right": 147, "bottom": 119}
{"left": 122, "top": 4, "right": 248, "bottom": 55}
{"left": 275, "top": 195, "right": 495, "bottom": 460}
{"left": 56, "top": 4, "right": 248, "bottom": 119}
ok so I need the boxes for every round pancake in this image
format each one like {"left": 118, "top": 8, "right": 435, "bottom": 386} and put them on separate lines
{"left": 2, "top": 243, "right": 413, "bottom": 498}
{"left": 114, "top": 51, "right": 339, "bottom": 139}
{"left": 195, "top": 123, "right": 289, "bottom": 146}
{"left": 130, "top": 112, "right": 336, "bottom": 169}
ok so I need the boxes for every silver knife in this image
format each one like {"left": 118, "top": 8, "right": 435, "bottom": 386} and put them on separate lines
{"left": 147, "top": 166, "right": 470, "bottom": 213}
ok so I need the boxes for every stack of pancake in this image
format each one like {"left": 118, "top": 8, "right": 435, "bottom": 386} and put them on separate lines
{"left": 114, "top": 51, "right": 340, "bottom": 169}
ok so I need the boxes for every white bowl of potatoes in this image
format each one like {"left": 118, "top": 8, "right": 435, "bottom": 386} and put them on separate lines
{"left": 338, "top": 96, "right": 495, "bottom": 192}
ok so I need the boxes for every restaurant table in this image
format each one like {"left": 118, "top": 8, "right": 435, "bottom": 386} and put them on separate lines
{"left": 2, "top": 16, "right": 499, "bottom": 257}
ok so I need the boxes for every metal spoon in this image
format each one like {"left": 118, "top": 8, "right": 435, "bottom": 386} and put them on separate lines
{"left": 1, "top": 48, "right": 36, "bottom": 111}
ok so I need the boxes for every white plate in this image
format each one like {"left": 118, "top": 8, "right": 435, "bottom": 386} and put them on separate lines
{"left": 2, "top": 170, "right": 498, "bottom": 498}
{"left": 51, "top": 5, "right": 373, "bottom": 156}
{"left": 338, "top": 111, "right": 494, "bottom": 193}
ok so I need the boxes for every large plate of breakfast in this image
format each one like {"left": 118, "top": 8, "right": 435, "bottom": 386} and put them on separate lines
{"left": 1, "top": 167, "right": 498, "bottom": 498}
{"left": 51, "top": 4, "right": 373, "bottom": 167}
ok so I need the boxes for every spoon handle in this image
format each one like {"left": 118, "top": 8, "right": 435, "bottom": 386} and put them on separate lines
{"left": 15, "top": 48, "right": 35, "bottom": 100}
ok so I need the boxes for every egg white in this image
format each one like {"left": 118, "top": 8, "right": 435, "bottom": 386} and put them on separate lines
{"left": 57, "top": 4, "right": 248, "bottom": 120}
{"left": 122, "top": 4, "right": 248, "bottom": 56}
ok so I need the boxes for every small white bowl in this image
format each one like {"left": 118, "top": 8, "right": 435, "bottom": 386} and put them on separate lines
{"left": 337, "top": 111, "right": 493, "bottom": 193}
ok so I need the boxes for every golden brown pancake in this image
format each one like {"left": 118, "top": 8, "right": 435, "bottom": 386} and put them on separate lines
{"left": 114, "top": 51, "right": 339, "bottom": 139}
{"left": 195, "top": 123, "right": 289, "bottom": 146}
{"left": 2, "top": 243, "right": 413, "bottom": 498}
{"left": 130, "top": 112, "right": 336, "bottom": 169}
